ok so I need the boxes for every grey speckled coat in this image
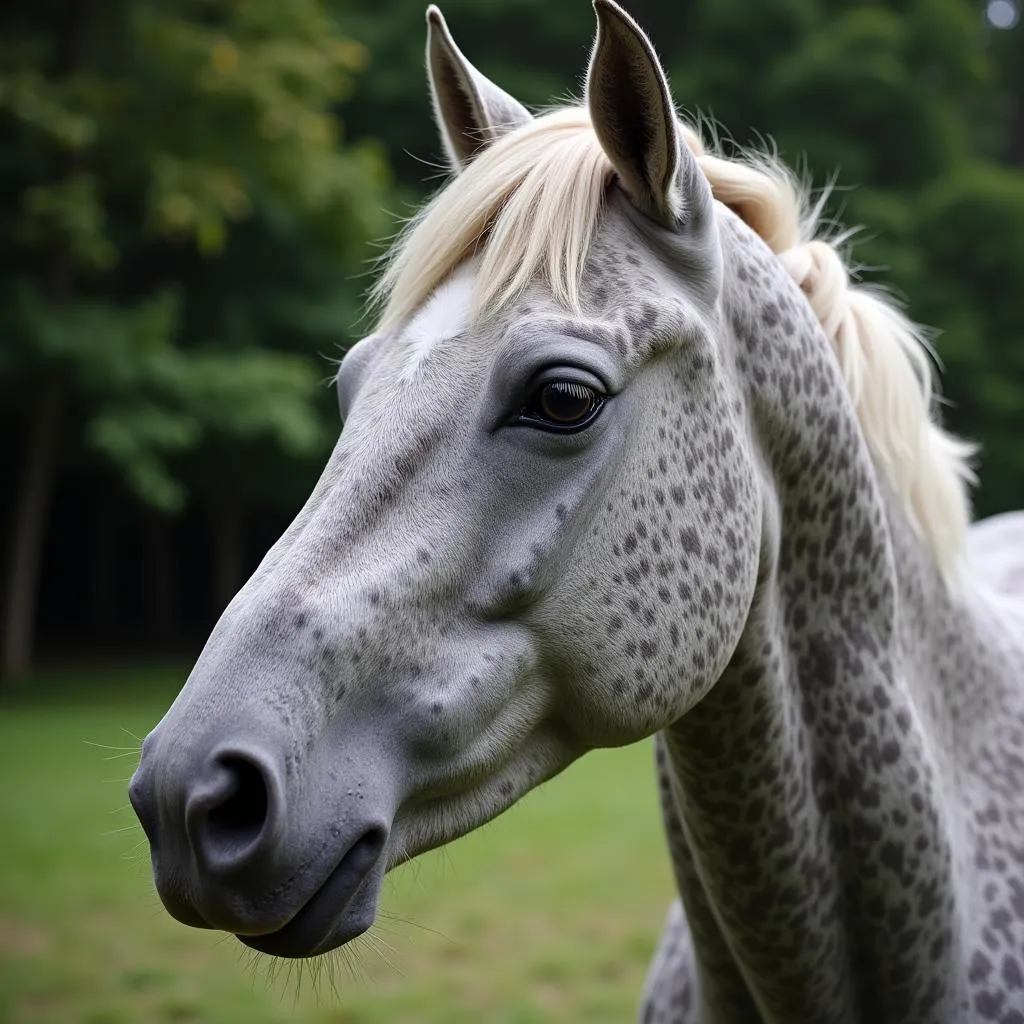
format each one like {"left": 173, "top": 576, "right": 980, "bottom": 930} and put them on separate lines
{"left": 129, "top": 3, "right": 1024, "bottom": 1022}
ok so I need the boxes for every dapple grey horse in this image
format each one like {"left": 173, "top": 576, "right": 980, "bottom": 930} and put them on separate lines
{"left": 130, "top": 3, "right": 1024, "bottom": 1020}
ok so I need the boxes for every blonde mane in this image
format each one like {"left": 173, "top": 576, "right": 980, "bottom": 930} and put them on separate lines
{"left": 373, "top": 107, "right": 975, "bottom": 580}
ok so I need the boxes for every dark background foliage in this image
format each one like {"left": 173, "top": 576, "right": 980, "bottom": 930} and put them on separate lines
{"left": 2, "top": 0, "right": 1022, "bottom": 683}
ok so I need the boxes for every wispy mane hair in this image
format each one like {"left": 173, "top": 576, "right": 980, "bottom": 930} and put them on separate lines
{"left": 372, "top": 106, "right": 975, "bottom": 581}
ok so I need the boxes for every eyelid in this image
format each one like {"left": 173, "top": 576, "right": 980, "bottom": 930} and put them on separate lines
{"left": 483, "top": 334, "right": 621, "bottom": 435}
{"left": 525, "top": 364, "right": 609, "bottom": 397}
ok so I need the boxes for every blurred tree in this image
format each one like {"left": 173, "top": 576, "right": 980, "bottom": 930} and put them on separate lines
{"left": 3, "top": 0, "right": 1023, "bottom": 680}
{"left": 914, "top": 162, "right": 1024, "bottom": 516}
{"left": 0, "top": 0, "right": 388, "bottom": 682}
{"left": 343, "top": 0, "right": 1024, "bottom": 518}
{"left": 656, "top": 0, "right": 1024, "bottom": 515}
{"left": 987, "top": 0, "right": 1023, "bottom": 164}
{"left": 340, "top": 0, "right": 596, "bottom": 188}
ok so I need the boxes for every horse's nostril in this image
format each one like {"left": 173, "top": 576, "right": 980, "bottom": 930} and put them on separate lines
{"left": 209, "top": 756, "right": 269, "bottom": 846}
{"left": 193, "top": 753, "right": 274, "bottom": 866}
{"left": 348, "top": 826, "right": 387, "bottom": 868}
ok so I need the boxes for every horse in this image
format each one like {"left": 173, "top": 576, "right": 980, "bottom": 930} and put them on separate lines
{"left": 129, "top": 3, "right": 1024, "bottom": 1021}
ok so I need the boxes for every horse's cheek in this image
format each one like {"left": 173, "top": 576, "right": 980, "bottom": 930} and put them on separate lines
{"left": 535, "top": 423, "right": 760, "bottom": 743}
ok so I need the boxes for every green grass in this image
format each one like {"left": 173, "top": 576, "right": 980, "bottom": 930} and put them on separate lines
{"left": 0, "top": 667, "right": 673, "bottom": 1023}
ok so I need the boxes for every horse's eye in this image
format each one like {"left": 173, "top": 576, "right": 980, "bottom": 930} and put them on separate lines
{"left": 519, "top": 380, "right": 605, "bottom": 432}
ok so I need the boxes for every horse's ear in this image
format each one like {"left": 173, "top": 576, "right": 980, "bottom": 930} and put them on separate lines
{"left": 586, "top": 0, "right": 709, "bottom": 228}
{"left": 426, "top": 6, "right": 533, "bottom": 171}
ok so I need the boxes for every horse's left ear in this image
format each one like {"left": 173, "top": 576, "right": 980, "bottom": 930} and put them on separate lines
{"left": 426, "top": 5, "right": 533, "bottom": 171}
{"left": 586, "top": 0, "right": 709, "bottom": 228}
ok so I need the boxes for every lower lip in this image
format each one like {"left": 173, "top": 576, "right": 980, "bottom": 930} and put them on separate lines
{"left": 236, "top": 849, "right": 379, "bottom": 958}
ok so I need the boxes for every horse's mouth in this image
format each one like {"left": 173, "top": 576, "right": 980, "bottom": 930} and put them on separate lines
{"left": 236, "top": 830, "right": 388, "bottom": 959}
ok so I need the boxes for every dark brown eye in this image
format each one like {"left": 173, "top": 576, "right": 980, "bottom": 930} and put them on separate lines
{"left": 519, "top": 379, "right": 604, "bottom": 432}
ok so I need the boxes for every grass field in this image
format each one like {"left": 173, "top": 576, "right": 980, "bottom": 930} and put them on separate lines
{"left": 0, "top": 666, "right": 673, "bottom": 1023}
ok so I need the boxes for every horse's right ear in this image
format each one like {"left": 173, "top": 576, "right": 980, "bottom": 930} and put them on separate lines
{"left": 426, "top": 6, "right": 533, "bottom": 171}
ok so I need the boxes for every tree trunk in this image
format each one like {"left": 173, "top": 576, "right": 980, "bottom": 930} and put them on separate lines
{"left": 210, "top": 493, "right": 245, "bottom": 617}
{"left": 0, "top": 0, "right": 93, "bottom": 686}
{"left": 89, "top": 493, "right": 118, "bottom": 633}
{"left": 1011, "top": 70, "right": 1024, "bottom": 167}
{"left": 1, "top": 378, "right": 64, "bottom": 683}
{"left": 145, "top": 513, "right": 176, "bottom": 643}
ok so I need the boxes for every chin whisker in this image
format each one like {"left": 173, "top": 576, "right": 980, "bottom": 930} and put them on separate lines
{"left": 231, "top": 934, "right": 379, "bottom": 1006}
{"left": 358, "top": 929, "right": 405, "bottom": 978}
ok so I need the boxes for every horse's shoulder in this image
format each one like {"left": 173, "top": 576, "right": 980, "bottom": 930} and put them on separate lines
{"left": 967, "top": 511, "right": 1024, "bottom": 601}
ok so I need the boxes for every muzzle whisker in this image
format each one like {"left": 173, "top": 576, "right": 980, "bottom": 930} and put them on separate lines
{"left": 83, "top": 738, "right": 142, "bottom": 754}
{"left": 335, "top": 940, "right": 370, "bottom": 989}
{"left": 360, "top": 929, "right": 405, "bottom": 978}
{"left": 100, "top": 823, "right": 142, "bottom": 837}
{"left": 323, "top": 952, "right": 341, "bottom": 1004}
{"left": 377, "top": 909, "right": 454, "bottom": 944}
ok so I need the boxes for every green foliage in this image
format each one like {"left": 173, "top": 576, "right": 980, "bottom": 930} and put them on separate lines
{"left": 0, "top": 0, "right": 389, "bottom": 512}
{"left": 915, "top": 161, "right": 1024, "bottom": 513}
{"left": 2, "top": 0, "right": 1023, "bottom": 664}
{"left": 1, "top": 282, "right": 331, "bottom": 510}
{"left": 0, "top": 0, "right": 386, "bottom": 265}
{"left": 342, "top": 0, "right": 1024, "bottom": 516}
{"left": 5, "top": 0, "right": 1020, "bottom": 523}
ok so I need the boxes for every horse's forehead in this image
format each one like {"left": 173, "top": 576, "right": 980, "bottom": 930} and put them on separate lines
{"left": 497, "top": 248, "right": 703, "bottom": 366}
{"left": 395, "top": 264, "right": 477, "bottom": 383}
{"left": 389, "top": 220, "right": 711, "bottom": 381}
{"left": 570, "top": 223, "right": 715, "bottom": 361}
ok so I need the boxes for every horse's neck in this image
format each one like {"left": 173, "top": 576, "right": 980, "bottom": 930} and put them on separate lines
{"left": 661, "top": 503, "right": 972, "bottom": 1022}
{"left": 659, "top": 217, "right": 973, "bottom": 1022}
